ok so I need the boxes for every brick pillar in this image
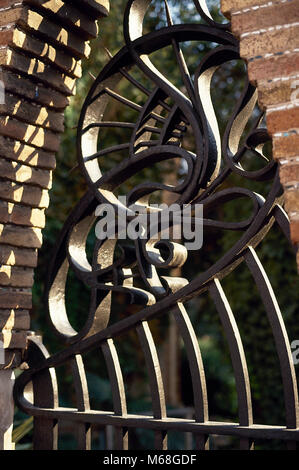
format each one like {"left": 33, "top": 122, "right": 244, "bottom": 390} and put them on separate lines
{"left": 0, "top": 0, "right": 109, "bottom": 448}
{"left": 221, "top": 0, "right": 299, "bottom": 268}
{"left": 0, "top": 370, "right": 14, "bottom": 449}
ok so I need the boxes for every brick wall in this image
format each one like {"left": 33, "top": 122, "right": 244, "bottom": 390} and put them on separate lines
{"left": 0, "top": 0, "right": 109, "bottom": 368}
{"left": 221, "top": 0, "right": 299, "bottom": 267}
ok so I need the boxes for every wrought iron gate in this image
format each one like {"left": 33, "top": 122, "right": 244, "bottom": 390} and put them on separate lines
{"left": 14, "top": 0, "right": 299, "bottom": 450}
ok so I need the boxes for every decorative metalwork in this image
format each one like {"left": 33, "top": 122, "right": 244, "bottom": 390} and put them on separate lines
{"left": 14, "top": 0, "right": 299, "bottom": 450}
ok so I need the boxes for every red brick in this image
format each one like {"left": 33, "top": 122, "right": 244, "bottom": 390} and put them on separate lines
{"left": 0, "top": 28, "right": 82, "bottom": 79}
{"left": 0, "top": 94, "right": 64, "bottom": 133}
{"left": 69, "top": 0, "right": 109, "bottom": 18}
{"left": 0, "top": 330, "right": 27, "bottom": 349}
{"left": 279, "top": 163, "right": 299, "bottom": 186}
{"left": 0, "top": 224, "right": 43, "bottom": 248}
{"left": 0, "top": 136, "right": 56, "bottom": 170}
{"left": 221, "top": 0, "right": 272, "bottom": 18}
{"left": 290, "top": 219, "right": 299, "bottom": 244}
{"left": 0, "top": 180, "right": 49, "bottom": 208}
{"left": 258, "top": 79, "right": 298, "bottom": 108}
{"left": 0, "top": 0, "right": 16, "bottom": 7}
{"left": 0, "top": 48, "right": 76, "bottom": 96}
{"left": 0, "top": 309, "right": 30, "bottom": 330}
{"left": 0, "top": 287, "right": 32, "bottom": 309}
{"left": 240, "top": 25, "right": 299, "bottom": 60}
{"left": 0, "top": 0, "right": 111, "bottom": 344}
{"left": 266, "top": 107, "right": 299, "bottom": 134}
{"left": 0, "top": 201, "right": 45, "bottom": 228}
{"left": 273, "top": 134, "right": 299, "bottom": 158}
{"left": 0, "top": 245, "right": 38, "bottom": 268}
{"left": 248, "top": 53, "right": 299, "bottom": 83}
{"left": 284, "top": 188, "right": 299, "bottom": 214}
{"left": 0, "top": 265, "right": 34, "bottom": 287}
{"left": 1, "top": 70, "right": 69, "bottom": 110}
{"left": 232, "top": 1, "right": 299, "bottom": 36}
{"left": 0, "top": 7, "right": 90, "bottom": 59}
{"left": 24, "top": 0, "right": 98, "bottom": 39}
{"left": 0, "top": 159, "right": 52, "bottom": 189}
{"left": 0, "top": 118, "right": 60, "bottom": 152}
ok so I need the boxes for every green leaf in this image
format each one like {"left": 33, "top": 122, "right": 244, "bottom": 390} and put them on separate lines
{"left": 12, "top": 416, "right": 33, "bottom": 444}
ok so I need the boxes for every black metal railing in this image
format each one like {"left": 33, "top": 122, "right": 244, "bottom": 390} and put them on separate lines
{"left": 14, "top": 0, "right": 299, "bottom": 450}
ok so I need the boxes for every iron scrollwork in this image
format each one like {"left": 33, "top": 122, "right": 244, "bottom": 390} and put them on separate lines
{"left": 14, "top": 0, "right": 299, "bottom": 450}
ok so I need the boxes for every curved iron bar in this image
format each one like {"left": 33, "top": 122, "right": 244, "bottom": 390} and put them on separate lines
{"left": 14, "top": 0, "right": 298, "bottom": 450}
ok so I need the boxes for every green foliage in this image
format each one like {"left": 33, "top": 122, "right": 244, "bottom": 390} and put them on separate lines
{"left": 13, "top": 417, "right": 33, "bottom": 446}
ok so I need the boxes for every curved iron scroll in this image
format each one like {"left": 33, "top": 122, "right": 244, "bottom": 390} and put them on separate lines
{"left": 14, "top": 0, "right": 298, "bottom": 450}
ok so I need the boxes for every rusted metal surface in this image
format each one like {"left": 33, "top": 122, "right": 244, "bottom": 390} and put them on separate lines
{"left": 14, "top": 0, "right": 298, "bottom": 450}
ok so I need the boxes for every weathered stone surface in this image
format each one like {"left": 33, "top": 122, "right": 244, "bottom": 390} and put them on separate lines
{"left": 0, "top": 179, "right": 50, "bottom": 208}
{"left": 266, "top": 107, "right": 299, "bottom": 135}
{"left": 273, "top": 134, "right": 299, "bottom": 159}
{"left": 0, "top": 93, "right": 65, "bottom": 133}
{"left": 0, "top": 136, "right": 56, "bottom": 170}
{"left": 240, "top": 25, "right": 299, "bottom": 60}
{"left": 0, "top": 245, "right": 38, "bottom": 268}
